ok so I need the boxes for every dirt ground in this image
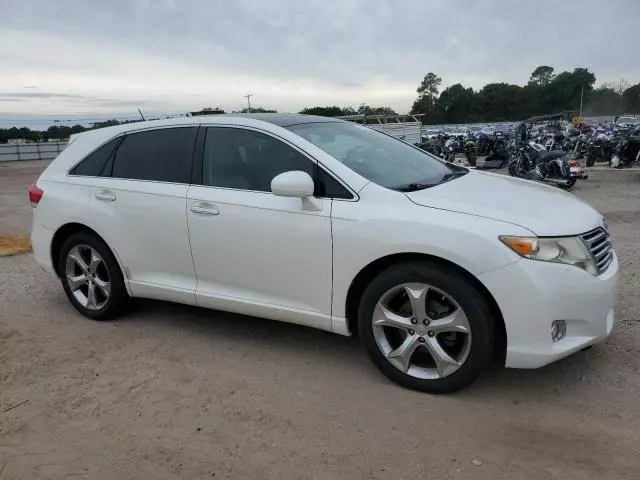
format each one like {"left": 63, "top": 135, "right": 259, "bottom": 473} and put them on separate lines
{"left": 1, "top": 160, "right": 639, "bottom": 480}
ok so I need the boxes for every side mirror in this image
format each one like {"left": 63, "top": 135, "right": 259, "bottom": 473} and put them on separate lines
{"left": 271, "top": 171, "right": 314, "bottom": 198}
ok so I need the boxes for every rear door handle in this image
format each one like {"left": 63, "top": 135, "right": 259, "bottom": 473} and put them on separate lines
{"left": 190, "top": 202, "right": 219, "bottom": 216}
{"left": 94, "top": 190, "right": 116, "bottom": 202}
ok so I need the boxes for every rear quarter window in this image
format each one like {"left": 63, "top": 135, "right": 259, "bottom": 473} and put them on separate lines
{"left": 69, "top": 136, "right": 123, "bottom": 177}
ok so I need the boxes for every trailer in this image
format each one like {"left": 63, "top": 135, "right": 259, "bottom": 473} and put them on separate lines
{"left": 338, "top": 114, "right": 424, "bottom": 145}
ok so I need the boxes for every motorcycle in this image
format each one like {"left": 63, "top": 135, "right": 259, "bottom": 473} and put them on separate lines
{"left": 611, "top": 130, "right": 640, "bottom": 168}
{"left": 585, "top": 133, "right": 614, "bottom": 167}
{"left": 443, "top": 136, "right": 458, "bottom": 163}
{"left": 508, "top": 140, "right": 583, "bottom": 188}
{"left": 476, "top": 133, "right": 492, "bottom": 156}
{"left": 507, "top": 113, "right": 587, "bottom": 188}
{"left": 492, "top": 131, "right": 508, "bottom": 159}
{"left": 463, "top": 136, "right": 477, "bottom": 166}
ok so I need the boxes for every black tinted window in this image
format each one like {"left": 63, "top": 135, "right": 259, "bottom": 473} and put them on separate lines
{"left": 203, "top": 127, "right": 314, "bottom": 191}
{"left": 317, "top": 167, "right": 353, "bottom": 199}
{"left": 70, "top": 136, "right": 122, "bottom": 176}
{"left": 112, "top": 127, "right": 197, "bottom": 183}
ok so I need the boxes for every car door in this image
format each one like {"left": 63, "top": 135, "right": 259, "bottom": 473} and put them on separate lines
{"left": 186, "top": 125, "right": 333, "bottom": 330}
{"left": 87, "top": 126, "right": 198, "bottom": 305}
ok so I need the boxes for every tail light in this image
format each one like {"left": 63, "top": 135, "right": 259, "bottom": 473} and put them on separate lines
{"left": 28, "top": 183, "right": 43, "bottom": 208}
{"left": 568, "top": 160, "right": 577, "bottom": 167}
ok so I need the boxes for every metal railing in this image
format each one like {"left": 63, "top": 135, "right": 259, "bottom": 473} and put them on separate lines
{"left": 0, "top": 142, "right": 68, "bottom": 162}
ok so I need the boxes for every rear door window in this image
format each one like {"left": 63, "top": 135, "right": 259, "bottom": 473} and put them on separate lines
{"left": 112, "top": 127, "right": 197, "bottom": 183}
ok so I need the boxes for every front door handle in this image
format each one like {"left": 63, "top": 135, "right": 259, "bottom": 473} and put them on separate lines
{"left": 190, "top": 202, "right": 219, "bottom": 216}
{"left": 94, "top": 190, "right": 116, "bottom": 202}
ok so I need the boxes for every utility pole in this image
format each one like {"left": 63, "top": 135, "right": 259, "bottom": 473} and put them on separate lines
{"left": 579, "top": 87, "right": 584, "bottom": 117}
{"left": 243, "top": 93, "right": 253, "bottom": 112}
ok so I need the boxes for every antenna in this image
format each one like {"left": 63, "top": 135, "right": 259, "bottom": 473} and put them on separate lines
{"left": 138, "top": 108, "right": 146, "bottom": 121}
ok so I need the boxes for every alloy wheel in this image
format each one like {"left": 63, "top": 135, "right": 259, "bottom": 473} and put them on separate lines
{"left": 65, "top": 245, "right": 111, "bottom": 311}
{"left": 372, "top": 283, "right": 472, "bottom": 380}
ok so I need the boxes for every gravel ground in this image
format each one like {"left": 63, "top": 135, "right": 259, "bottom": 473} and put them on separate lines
{"left": 1, "top": 161, "right": 639, "bottom": 479}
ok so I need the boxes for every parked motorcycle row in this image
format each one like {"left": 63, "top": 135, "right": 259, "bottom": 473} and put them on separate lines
{"left": 416, "top": 114, "right": 640, "bottom": 189}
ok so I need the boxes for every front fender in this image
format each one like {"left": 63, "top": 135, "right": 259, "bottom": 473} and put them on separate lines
{"left": 330, "top": 194, "right": 531, "bottom": 319}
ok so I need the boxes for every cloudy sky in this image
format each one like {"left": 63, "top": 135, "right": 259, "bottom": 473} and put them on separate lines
{"left": 1, "top": 0, "right": 639, "bottom": 119}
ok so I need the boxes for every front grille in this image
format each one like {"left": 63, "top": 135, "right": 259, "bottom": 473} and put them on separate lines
{"left": 581, "top": 227, "right": 614, "bottom": 274}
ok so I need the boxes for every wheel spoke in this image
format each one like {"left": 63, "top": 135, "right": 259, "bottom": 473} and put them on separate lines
{"left": 94, "top": 277, "right": 110, "bottom": 298}
{"left": 89, "top": 249, "right": 102, "bottom": 275}
{"left": 425, "top": 336, "right": 462, "bottom": 377}
{"left": 69, "top": 249, "right": 89, "bottom": 275}
{"left": 86, "top": 283, "right": 98, "bottom": 310}
{"left": 373, "top": 303, "right": 413, "bottom": 330}
{"left": 402, "top": 284, "right": 429, "bottom": 322}
{"left": 67, "top": 274, "right": 89, "bottom": 291}
{"left": 428, "top": 308, "right": 470, "bottom": 334}
{"left": 386, "top": 335, "right": 420, "bottom": 373}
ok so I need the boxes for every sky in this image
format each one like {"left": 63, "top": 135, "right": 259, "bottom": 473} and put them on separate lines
{"left": 1, "top": 0, "right": 639, "bottom": 124}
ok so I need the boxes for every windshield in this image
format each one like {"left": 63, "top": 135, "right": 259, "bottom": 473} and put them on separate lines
{"left": 287, "top": 121, "right": 456, "bottom": 189}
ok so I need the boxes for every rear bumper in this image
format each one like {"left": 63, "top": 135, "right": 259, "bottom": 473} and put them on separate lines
{"left": 31, "top": 222, "right": 56, "bottom": 274}
{"left": 478, "top": 253, "right": 618, "bottom": 369}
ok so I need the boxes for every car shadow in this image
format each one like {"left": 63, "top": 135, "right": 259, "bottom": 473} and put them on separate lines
{"left": 119, "top": 298, "right": 606, "bottom": 399}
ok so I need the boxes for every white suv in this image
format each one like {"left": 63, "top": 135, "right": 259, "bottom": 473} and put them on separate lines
{"left": 30, "top": 114, "right": 618, "bottom": 393}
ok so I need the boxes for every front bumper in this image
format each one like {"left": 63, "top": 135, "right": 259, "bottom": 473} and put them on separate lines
{"left": 478, "top": 253, "right": 618, "bottom": 368}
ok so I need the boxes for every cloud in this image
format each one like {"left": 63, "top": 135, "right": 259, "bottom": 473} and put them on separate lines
{"left": 1, "top": 0, "right": 639, "bottom": 115}
{"left": 0, "top": 92, "right": 87, "bottom": 99}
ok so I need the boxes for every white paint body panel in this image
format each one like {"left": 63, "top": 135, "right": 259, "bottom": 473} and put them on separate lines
{"left": 31, "top": 115, "right": 618, "bottom": 371}
{"left": 86, "top": 178, "right": 197, "bottom": 305}
{"left": 187, "top": 185, "right": 332, "bottom": 331}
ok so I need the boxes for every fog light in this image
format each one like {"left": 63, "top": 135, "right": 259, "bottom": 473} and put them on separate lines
{"left": 551, "top": 320, "right": 566, "bottom": 342}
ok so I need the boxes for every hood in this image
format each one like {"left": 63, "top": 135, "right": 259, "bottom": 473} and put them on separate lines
{"left": 406, "top": 170, "right": 602, "bottom": 236}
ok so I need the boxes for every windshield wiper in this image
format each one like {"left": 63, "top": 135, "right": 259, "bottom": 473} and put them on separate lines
{"left": 393, "top": 182, "right": 436, "bottom": 192}
{"left": 439, "top": 170, "right": 468, "bottom": 183}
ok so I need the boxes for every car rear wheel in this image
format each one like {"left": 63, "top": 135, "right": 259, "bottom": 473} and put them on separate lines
{"left": 58, "top": 232, "right": 130, "bottom": 320}
{"left": 357, "top": 262, "right": 495, "bottom": 393}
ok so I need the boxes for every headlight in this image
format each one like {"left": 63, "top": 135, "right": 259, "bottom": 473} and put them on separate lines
{"left": 500, "top": 236, "right": 597, "bottom": 275}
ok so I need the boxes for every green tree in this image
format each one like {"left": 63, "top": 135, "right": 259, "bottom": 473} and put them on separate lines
{"left": 299, "top": 106, "right": 357, "bottom": 116}
{"left": 239, "top": 107, "right": 277, "bottom": 113}
{"left": 438, "top": 84, "right": 475, "bottom": 123}
{"left": 529, "top": 66, "right": 555, "bottom": 86}
{"left": 413, "top": 72, "right": 442, "bottom": 115}
{"left": 357, "top": 104, "right": 398, "bottom": 116}
{"left": 585, "top": 87, "right": 623, "bottom": 115}
{"left": 622, "top": 83, "right": 640, "bottom": 113}
{"left": 475, "top": 83, "right": 525, "bottom": 121}
{"left": 542, "top": 68, "right": 597, "bottom": 113}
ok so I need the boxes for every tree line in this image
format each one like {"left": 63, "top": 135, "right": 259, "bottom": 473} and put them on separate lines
{"left": 0, "top": 119, "right": 137, "bottom": 143}
{"left": 410, "top": 67, "right": 640, "bottom": 124}
{"left": 296, "top": 67, "right": 640, "bottom": 124}
{"left": 3, "top": 67, "right": 639, "bottom": 142}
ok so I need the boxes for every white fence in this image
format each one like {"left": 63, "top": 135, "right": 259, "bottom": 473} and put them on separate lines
{"left": 0, "top": 142, "right": 67, "bottom": 162}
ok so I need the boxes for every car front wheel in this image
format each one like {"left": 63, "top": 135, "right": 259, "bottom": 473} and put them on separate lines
{"left": 357, "top": 262, "right": 495, "bottom": 393}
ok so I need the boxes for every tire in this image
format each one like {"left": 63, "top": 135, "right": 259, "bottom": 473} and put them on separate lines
{"left": 58, "top": 231, "right": 130, "bottom": 320}
{"left": 586, "top": 155, "right": 595, "bottom": 167}
{"left": 507, "top": 157, "right": 521, "bottom": 176}
{"left": 357, "top": 261, "right": 495, "bottom": 394}
{"left": 466, "top": 150, "right": 477, "bottom": 166}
